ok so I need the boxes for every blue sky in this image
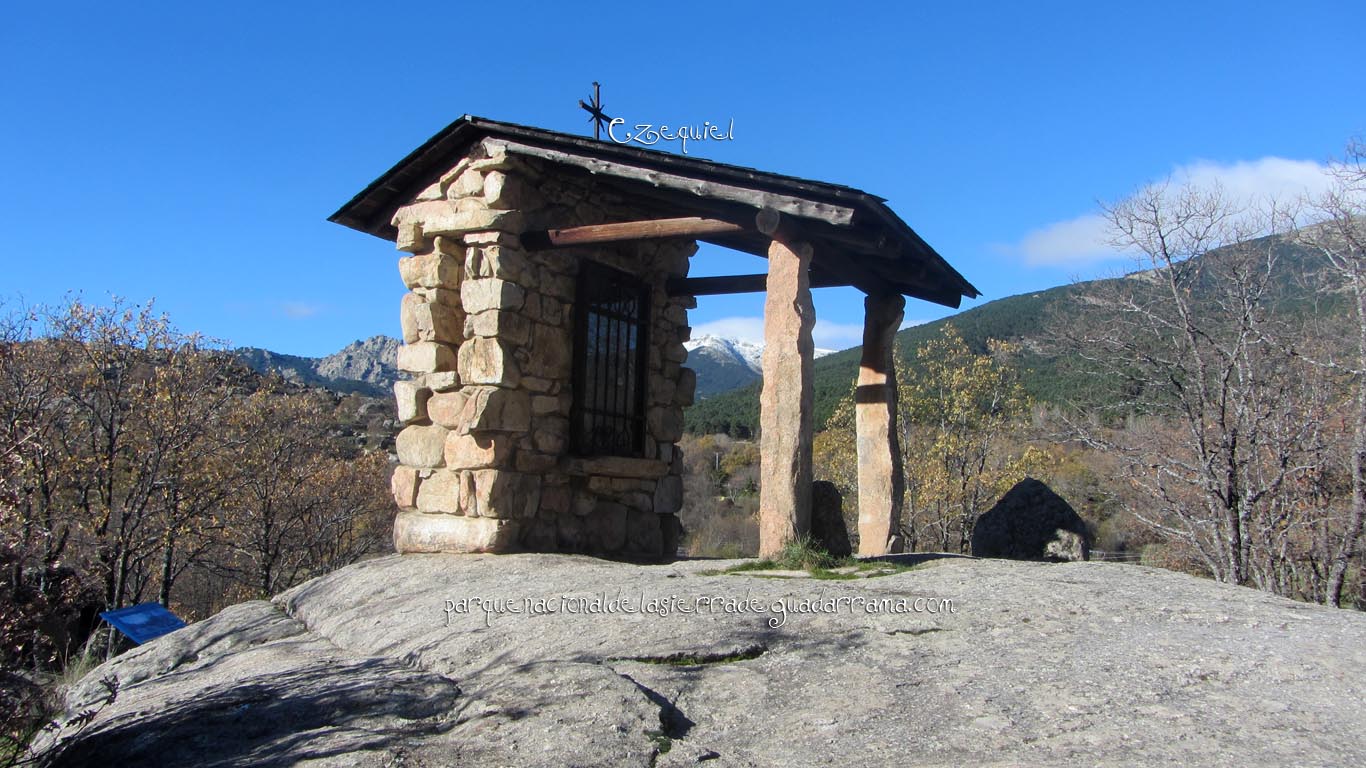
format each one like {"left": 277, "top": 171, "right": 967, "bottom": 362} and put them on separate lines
{"left": 2, "top": 1, "right": 1363, "bottom": 355}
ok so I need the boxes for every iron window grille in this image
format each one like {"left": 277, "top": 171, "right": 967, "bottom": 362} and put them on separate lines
{"left": 571, "top": 261, "right": 650, "bottom": 457}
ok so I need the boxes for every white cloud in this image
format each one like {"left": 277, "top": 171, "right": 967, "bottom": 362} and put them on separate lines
{"left": 812, "top": 320, "right": 865, "bottom": 350}
{"left": 278, "top": 301, "right": 324, "bottom": 319}
{"left": 690, "top": 315, "right": 870, "bottom": 352}
{"left": 1012, "top": 157, "right": 1339, "bottom": 267}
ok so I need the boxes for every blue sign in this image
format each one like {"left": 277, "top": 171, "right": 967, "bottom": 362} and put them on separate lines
{"left": 100, "top": 603, "right": 187, "bottom": 644}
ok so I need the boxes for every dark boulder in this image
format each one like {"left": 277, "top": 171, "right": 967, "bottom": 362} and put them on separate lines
{"left": 810, "top": 481, "right": 852, "bottom": 559}
{"left": 971, "top": 478, "right": 1090, "bottom": 562}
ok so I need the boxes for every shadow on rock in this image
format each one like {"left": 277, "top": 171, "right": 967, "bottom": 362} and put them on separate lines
{"left": 42, "top": 656, "right": 461, "bottom": 768}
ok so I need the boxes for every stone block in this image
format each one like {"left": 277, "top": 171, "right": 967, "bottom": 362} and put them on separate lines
{"left": 568, "top": 456, "right": 669, "bottom": 479}
{"left": 396, "top": 222, "right": 428, "bottom": 254}
{"left": 482, "top": 170, "right": 535, "bottom": 209}
{"left": 521, "top": 376, "right": 554, "bottom": 393}
{"left": 393, "top": 510, "right": 518, "bottom": 554}
{"left": 416, "top": 469, "right": 462, "bottom": 514}
{"left": 410, "top": 298, "right": 462, "bottom": 344}
{"left": 647, "top": 407, "right": 684, "bottom": 443}
{"left": 397, "top": 341, "right": 456, "bottom": 374}
{"left": 421, "top": 371, "right": 460, "bottom": 392}
{"left": 463, "top": 230, "right": 524, "bottom": 247}
{"left": 469, "top": 470, "right": 541, "bottom": 519}
{"left": 436, "top": 158, "right": 472, "bottom": 194}
{"left": 426, "top": 391, "right": 469, "bottom": 429}
{"left": 460, "top": 387, "right": 531, "bottom": 434}
{"left": 465, "top": 309, "right": 530, "bottom": 345}
{"left": 573, "top": 494, "right": 595, "bottom": 517}
{"left": 539, "top": 295, "right": 568, "bottom": 326}
{"left": 392, "top": 200, "right": 524, "bottom": 237}
{"left": 398, "top": 251, "right": 461, "bottom": 290}
{"left": 587, "top": 502, "right": 628, "bottom": 551}
{"left": 653, "top": 475, "right": 683, "bottom": 515}
{"left": 399, "top": 293, "right": 423, "bottom": 344}
{"left": 393, "top": 380, "right": 431, "bottom": 424}
{"left": 663, "top": 342, "right": 688, "bottom": 363}
{"left": 415, "top": 181, "right": 444, "bottom": 201}
{"left": 621, "top": 491, "right": 653, "bottom": 512}
{"left": 415, "top": 286, "right": 460, "bottom": 307}
{"left": 445, "top": 432, "right": 513, "bottom": 470}
{"left": 466, "top": 245, "right": 531, "bottom": 282}
{"left": 531, "top": 395, "right": 566, "bottom": 416}
{"left": 519, "top": 517, "right": 559, "bottom": 552}
{"left": 541, "top": 272, "right": 575, "bottom": 301}
{"left": 625, "top": 509, "right": 663, "bottom": 557}
{"left": 540, "top": 485, "right": 571, "bottom": 516}
{"left": 675, "top": 367, "right": 697, "bottom": 407}
{"left": 396, "top": 424, "right": 449, "bottom": 468}
{"left": 557, "top": 513, "right": 585, "bottom": 550}
{"left": 458, "top": 337, "right": 520, "bottom": 387}
{"left": 450, "top": 168, "right": 485, "bottom": 198}
{"left": 461, "top": 278, "right": 525, "bottom": 314}
{"left": 650, "top": 373, "right": 676, "bottom": 407}
{"left": 525, "top": 323, "right": 570, "bottom": 379}
{"left": 514, "top": 452, "right": 557, "bottom": 474}
{"left": 532, "top": 426, "right": 566, "bottom": 455}
{"left": 391, "top": 465, "right": 420, "bottom": 509}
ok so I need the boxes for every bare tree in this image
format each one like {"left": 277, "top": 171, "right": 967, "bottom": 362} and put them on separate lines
{"left": 213, "top": 388, "right": 391, "bottom": 598}
{"left": 1296, "top": 142, "right": 1366, "bottom": 606}
{"left": 1061, "top": 182, "right": 1318, "bottom": 587}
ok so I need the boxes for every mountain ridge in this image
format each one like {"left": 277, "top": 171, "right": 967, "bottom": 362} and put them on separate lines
{"left": 234, "top": 335, "right": 401, "bottom": 397}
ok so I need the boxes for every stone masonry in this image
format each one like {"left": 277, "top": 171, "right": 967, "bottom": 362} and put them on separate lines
{"left": 387, "top": 139, "right": 695, "bottom": 558}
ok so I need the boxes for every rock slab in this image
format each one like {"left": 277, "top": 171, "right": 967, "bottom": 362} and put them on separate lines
{"left": 36, "top": 554, "right": 1366, "bottom": 767}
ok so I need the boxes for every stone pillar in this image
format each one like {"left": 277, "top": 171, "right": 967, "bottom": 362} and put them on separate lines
{"left": 856, "top": 293, "right": 906, "bottom": 556}
{"left": 387, "top": 144, "right": 537, "bottom": 554}
{"left": 758, "top": 237, "right": 815, "bottom": 557}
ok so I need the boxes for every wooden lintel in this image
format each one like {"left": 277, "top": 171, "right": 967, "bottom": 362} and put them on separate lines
{"left": 531, "top": 216, "right": 746, "bottom": 248}
{"left": 666, "top": 271, "right": 848, "bottom": 297}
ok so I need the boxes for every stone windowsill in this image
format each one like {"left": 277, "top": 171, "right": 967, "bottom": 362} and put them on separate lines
{"left": 561, "top": 456, "right": 669, "bottom": 479}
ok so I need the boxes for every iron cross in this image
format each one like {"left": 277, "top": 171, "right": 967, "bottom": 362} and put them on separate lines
{"left": 578, "top": 82, "right": 612, "bottom": 140}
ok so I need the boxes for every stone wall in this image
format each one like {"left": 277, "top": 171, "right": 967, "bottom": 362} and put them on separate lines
{"left": 387, "top": 139, "right": 695, "bottom": 559}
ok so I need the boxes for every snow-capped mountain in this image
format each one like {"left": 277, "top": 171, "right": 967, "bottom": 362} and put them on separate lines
{"left": 684, "top": 334, "right": 836, "bottom": 399}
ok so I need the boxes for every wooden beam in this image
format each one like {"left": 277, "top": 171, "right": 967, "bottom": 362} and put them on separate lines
{"left": 489, "top": 138, "right": 859, "bottom": 225}
{"left": 666, "top": 271, "right": 849, "bottom": 296}
{"left": 531, "top": 216, "right": 747, "bottom": 248}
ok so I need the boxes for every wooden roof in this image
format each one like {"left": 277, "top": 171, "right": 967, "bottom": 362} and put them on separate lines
{"left": 329, "top": 116, "right": 979, "bottom": 308}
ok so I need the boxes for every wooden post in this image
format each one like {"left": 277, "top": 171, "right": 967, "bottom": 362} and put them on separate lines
{"left": 856, "top": 293, "right": 906, "bottom": 556}
{"left": 758, "top": 235, "right": 816, "bottom": 557}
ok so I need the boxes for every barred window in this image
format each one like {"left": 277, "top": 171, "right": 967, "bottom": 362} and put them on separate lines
{"left": 571, "top": 261, "right": 650, "bottom": 457}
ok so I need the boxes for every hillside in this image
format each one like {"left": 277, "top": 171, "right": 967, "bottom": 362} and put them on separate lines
{"left": 36, "top": 553, "right": 1366, "bottom": 766}
{"left": 684, "top": 282, "right": 1092, "bottom": 436}
{"left": 684, "top": 231, "right": 1339, "bottom": 436}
